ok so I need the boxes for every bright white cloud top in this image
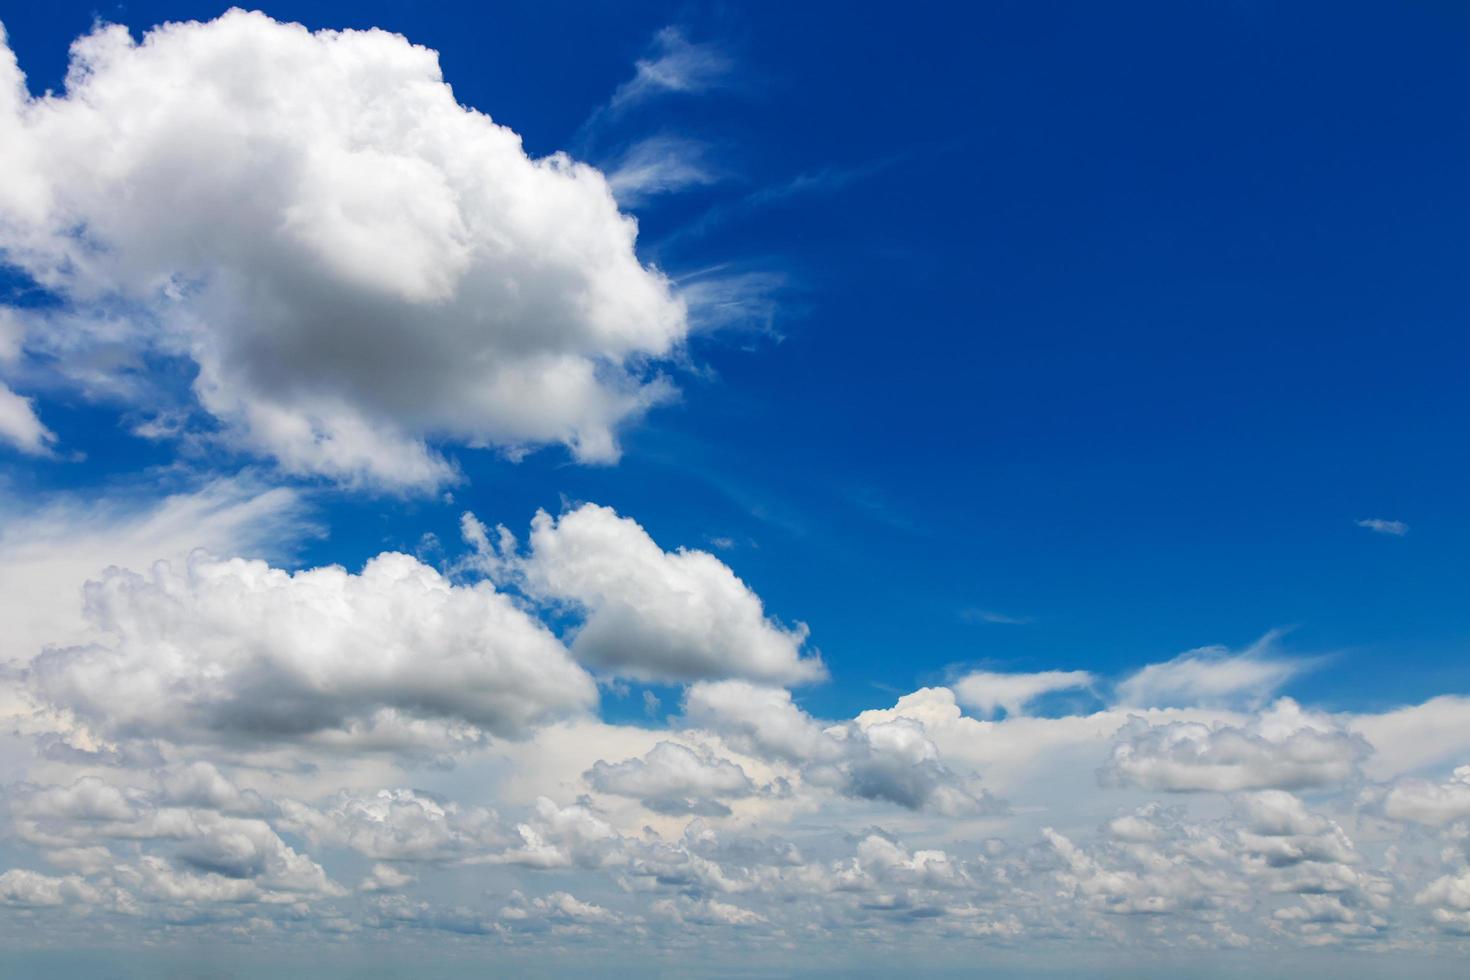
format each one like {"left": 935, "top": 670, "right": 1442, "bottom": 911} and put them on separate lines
{"left": 0, "top": 11, "right": 688, "bottom": 489}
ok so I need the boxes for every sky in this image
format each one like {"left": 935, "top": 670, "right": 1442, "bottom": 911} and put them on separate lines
{"left": 0, "top": 2, "right": 1468, "bottom": 976}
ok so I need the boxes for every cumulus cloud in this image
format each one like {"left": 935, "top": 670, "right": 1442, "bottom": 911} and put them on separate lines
{"left": 682, "top": 680, "right": 832, "bottom": 763}
{"left": 0, "top": 475, "right": 310, "bottom": 666}
{"left": 586, "top": 741, "right": 755, "bottom": 816}
{"left": 503, "top": 503, "right": 824, "bottom": 685}
{"left": 280, "top": 789, "right": 504, "bottom": 863}
{"left": 0, "top": 868, "right": 99, "bottom": 908}
{"left": 0, "top": 11, "right": 690, "bottom": 488}
{"left": 952, "top": 669, "right": 1094, "bottom": 718}
{"left": 1102, "top": 699, "right": 1372, "bottom": 792}
{"left": 1115, "top": 632, "right": 1308, "bottom": 709}
{"left": 684, "top": 682, "right": 996, "bottom": 815}
{"left": 1381, "top": 766, "right": 1470, "bottom": 827}
{"left": 28, "top": 550, "right": 597, "bottom": 747}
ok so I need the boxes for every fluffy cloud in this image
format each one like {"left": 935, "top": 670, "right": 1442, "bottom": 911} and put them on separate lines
{"left": 684, "top": 682, "right": 995, "bottom": 815}
{"left": 0, "top": 869, "right": 99, "bottom": 908}
{"left": 681, "top": 680, "right": 832, "bottom": 763}
{"left": 28, "top": 550, "right": 597, "bottom": 747}
{"left": 280, "top": 789, "right": 504, "bottom": 863}
{"left": 952, "top": 669, "right": 1094, "bottom": 718}
{"left": 1381, "top": 766, "right": 1470, "bottom": 827}
{"left": 1102, "top": 699, "right": 1372, "bottom": 792}
{"left": 585, "top": 741, "right": 755, "bottom": 816}
{"left": 507, "top": 504, "right": 824, "bottom": 685}
{"left": 0, "top": 11, "right": 690, "bottom": 489}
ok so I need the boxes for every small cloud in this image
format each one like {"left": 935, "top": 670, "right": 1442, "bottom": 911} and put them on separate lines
{"left": 952, "top": 669, "right": 1094, "bottom": 718}
{"left": 643, "top": 690, "right": 662, "bottom": 717}
{"left": 1356, "top": 518, "right": 1408, "bottom": 537}
{"left": 960, "top": 609, "right": 1033, "bottom": 626}
{"left": 609, "top": 28, "right": 734, "bottom": 112}
{"left": 705, "top": 536, "right": 737, "bottom": 551}
{"left": 1114, "top": 630, "right": 1313, "bottom": 710}
{"left": 606, "top": 136, "right": 722, "bottom": 207}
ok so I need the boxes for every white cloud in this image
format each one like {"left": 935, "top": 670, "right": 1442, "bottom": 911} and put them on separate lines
{"left": 682, "top": 680, "right": 832, "bottom": 763}
{"left": 0, "top": 382, "right": 54, "bottom": 455}
{"left": 608, "top": 28, "right": 733, "bottom": 111}
{"left": 0, "top": 11, "right": 690, "bottom": 489}
{"left": 685, "top": 682, "right": 996, "bottom": 815}
{"left": 506, "top": 503, "right": 824, "bottom": 685}
{"left": 281, "top": 789, "right": 504, "bottom": 863}
{"left": 1102, "top": 699, "right": 1372, "bottom": 792}
{"left": 0, "top": 868, "right": 99, "bottom": 908}
{"left": 586, "top": 741, "right": 755, "bottom": 815}
{"left": 1356, "top": 518, "right": 1408, "bottom": 536}
{"left": 606, "top": 136, "right": 720, "bottom": 206}
{"left": 952, "top": 669, "right": 1094, "bottom": 718}
{"left": 0, "top": 476, "right": 311, "bottom": 666}
{"left": 28, "top": 550, "right": 598, "bottom": 747}
{"left": 1381, "top": 766, "right": 1470, "bottom": 827}
{"left": 1115, "top": 632, "right": 1307, "bottom": 709}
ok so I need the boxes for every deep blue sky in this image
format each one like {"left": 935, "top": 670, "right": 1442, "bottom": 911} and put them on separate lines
{"left": 5, "top": 0, "right": 1468, "bottom": 719}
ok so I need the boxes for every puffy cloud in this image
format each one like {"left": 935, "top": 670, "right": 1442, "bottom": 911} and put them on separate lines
{"left": 585, "top": 741, "right": 755, "bottom": 816}
{"left": 1115, "top": 633, "right": 1309, "bottom": 709}
{"left": 682, "top": 680, "right": 831, "bottom": 764}
{"left": 510, "top": 504, "right": 824, "bottom": 685}
{"left": 279, "top": 789, "right": 504, "bottom": 863}
{"left": 0, "top": 868, "right": 99, "bottom": 908}
{"left": 1102, "top": 699, "right": 1372, "bottom": 792}
{"left": 0, "top": 475, "right": 310, "bottom": 666}
{"left": 488, "top": 798, "right": 623, "bottom": 870}
{"left": 7, "top": 775, "right": 341, "bottom": 904}
{"left": 499, "top": 889, "right": 621, "bottom": 929}
{"left": 685, "top": 682, "right": 996, "bottom": 815}
{"left": 1417, "top": 869, "right": 1470, "bottom": 934}
{"left": 824, "top": 717, "right": 997, "bottom": 816}
{"left": 1381, "top": 766, "right": 1470, "bottom": 827}
{"left": 28, "top": 550, "right": 597, "bottom": 747}
{"left": 0, "top": 11, "right": 690, "bottom": 488}
{"left": 951, "top": 669, "right": 1093, "bottom": 718}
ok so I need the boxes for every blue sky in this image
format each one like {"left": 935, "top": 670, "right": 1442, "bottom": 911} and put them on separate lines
{"left": 1, "top": 2, "right": 1469, "bottom": 973}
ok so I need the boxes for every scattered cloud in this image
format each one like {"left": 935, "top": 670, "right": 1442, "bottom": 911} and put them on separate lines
{"left": 952, "top": 670, "right": 1094, "bottom": 718}
{"left": 1357, "top": 518, "right": 1409, "bottom": 536}
{"left": 1114, "top": 631, "right": 1311, "bottom": 709}
{"left": 477, "top": 502, "right": 825, "bottom": 686}
{"left": 606, "top": 135, "right": 722, "bottom": 206}
{"left": 608, "top": 27, "right": 734, "bottom": 112}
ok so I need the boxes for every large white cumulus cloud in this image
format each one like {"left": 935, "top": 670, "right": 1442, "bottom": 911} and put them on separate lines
{"left": 29, "top": 551, "right": 598, "bottom": 746}
{"left": 491, "top": 503, "right": 825, "bottom": 685}
{"left": 0, "top": 11, "right": 688, "bottom": 488}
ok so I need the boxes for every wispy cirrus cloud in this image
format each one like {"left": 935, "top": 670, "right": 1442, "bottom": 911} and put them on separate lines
{"left": 608, "top": 27, "right": 734, "bottom": 112}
